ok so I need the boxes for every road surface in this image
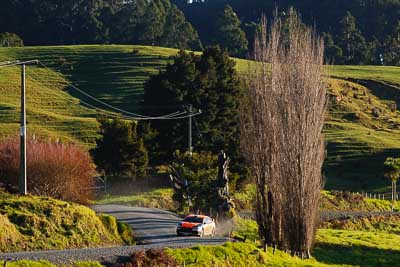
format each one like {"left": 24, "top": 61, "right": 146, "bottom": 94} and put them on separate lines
{"left": 0, "top": 205, "right": 228, "bottom": 265}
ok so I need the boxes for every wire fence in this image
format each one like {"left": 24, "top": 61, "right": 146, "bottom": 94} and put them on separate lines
{"left": 360, "top": 191, "right": 398, "bottom": 201}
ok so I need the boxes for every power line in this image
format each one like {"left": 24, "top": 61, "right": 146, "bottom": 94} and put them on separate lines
{"left": 26, "top": 61, "right": 202, "bottom": 121}
{"left": 37, "top": 61, "right": 193, "bottom": 120}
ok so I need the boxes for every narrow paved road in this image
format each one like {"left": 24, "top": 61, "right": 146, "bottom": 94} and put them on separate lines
{"left": 0, "top": 205, "right": 228, "bottom": 266}
{"left": 91, "top": 205, "right": 228, "bottom": 245}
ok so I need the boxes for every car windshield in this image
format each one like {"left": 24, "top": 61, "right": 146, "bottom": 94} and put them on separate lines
{"left": 183, "top": 216, "right": 203, "bottom": 223}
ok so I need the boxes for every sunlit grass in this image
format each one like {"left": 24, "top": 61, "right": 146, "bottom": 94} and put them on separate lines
{"left": 95, "top": 188, "right": 176, "bottom": 210}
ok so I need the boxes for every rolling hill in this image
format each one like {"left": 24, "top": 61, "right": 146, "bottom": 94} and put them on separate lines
{"left": 0, "top": 45, "right": 400, "bottom": 192}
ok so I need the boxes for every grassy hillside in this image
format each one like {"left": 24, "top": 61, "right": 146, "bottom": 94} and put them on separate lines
{"left": 1, "top": 45, "right": 400, "bottom": 192}
{"left": 0, "top": 45, "right": 181, "bottom": 146}
{"left": 324, "top": 79, "right": 400, "bottom": 191}
{"left": 0, "top": 191, "right": 134, "bottom": 252}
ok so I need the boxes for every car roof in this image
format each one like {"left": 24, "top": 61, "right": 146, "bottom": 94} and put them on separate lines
{"left": 185, "top": 214, "right": 208, "bottom": 219}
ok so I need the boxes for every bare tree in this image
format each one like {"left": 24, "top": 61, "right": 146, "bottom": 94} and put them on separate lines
{"left": 240, "top": 13, "right": 327, "bottom": 258}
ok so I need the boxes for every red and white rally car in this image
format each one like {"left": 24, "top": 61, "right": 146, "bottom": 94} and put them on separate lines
{"left": 176, "top": 214, "right": 216, "bottom": 237}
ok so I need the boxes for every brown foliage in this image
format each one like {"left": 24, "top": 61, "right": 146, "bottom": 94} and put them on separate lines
{"left": 240, "top": 13, "right": 327, "bottom": 257}
{"left": 0, "top": 136, "right": 96, "bottom": 204}
{"left": 114, "top": 249, "right": 179, "bottom": 267}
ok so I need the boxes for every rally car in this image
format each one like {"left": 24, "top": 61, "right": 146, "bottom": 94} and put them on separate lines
{"left": 176, "top": 214, "right": 216, "bottom": 237}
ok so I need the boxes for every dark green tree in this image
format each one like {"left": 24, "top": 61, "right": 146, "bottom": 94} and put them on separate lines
{"left": 0, "top": 32, "right": 23, "bottom": 47}
{"left": 161, "top": 5, "right": 202, "bottom": 50}
{"left": 110, "top": 0, "right": 147, "bottom": 43}
{"left": 170, "top": 151, "right": 219, "bottom": 212}
{"left": 322, "top": 32, "right": 343, "bottom": 64}
{"left": 384, "top": 21, "right": 400, "bottom": 66}
{"left": 242, "top": 21, "right": 262, "bottom": 53}
{"left": 93, "top": 117, "right": 148, "bottom": 177}
{"left": 138, "top": 0, "right": 166, "bottom": 45}
{"left": 213, "top": 5, "right": 248, "bottom": 57}
{"left": 337, "top": 11, "right": 369, "bottom": 64}
{"left": 143, "top": 46, "right": 246, "bottom": 186}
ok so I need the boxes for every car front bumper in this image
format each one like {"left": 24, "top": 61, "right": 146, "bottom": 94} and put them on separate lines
{"left": 177, "top": 228, "right": 202, "bottom": 236}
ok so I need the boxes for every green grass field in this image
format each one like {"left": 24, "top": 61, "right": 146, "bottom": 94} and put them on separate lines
{"left": 199, "top": 217, "right": 400, "bottom": 267}
{"left": 168, "top": 228, "right": 400, "bottom": 267}
{"left": 1, "top": 45, "right": 400, "bottom": 192}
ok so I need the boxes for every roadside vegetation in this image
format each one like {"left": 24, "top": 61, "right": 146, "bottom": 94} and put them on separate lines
{"left": 167, "top": 229, "right": 400, "bottom": 267}
{"left": 320, "top": 191, "right": 400, "bottom": 212}
{"left": 96, "top": 188, "right": 176, "bottom": 210}
{"left": 320, "top": 214, "right": 400, "bottom": 234}
{"left": 0, "top": 261, "right": 104, "bottom": 267}
{"left": 0, "top": 136, "right": 96, "bottom": 204}
{"left": 0, "top": 191, "right": 134, "bottom": 253}
{"left": 171, "top": 217, "right": 399, "bottom": 267}
{"left": 234, "top": 185, "right": 400, "bottom": 212}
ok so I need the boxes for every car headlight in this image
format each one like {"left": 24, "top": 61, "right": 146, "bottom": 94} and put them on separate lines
{"left": 193, "top": 226, "right": 202, "bottom": 231}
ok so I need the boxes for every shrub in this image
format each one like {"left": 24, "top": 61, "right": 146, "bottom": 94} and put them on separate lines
{"left": 170, "top": 151, "right": 219, "bottom": 212}
{"left": 0, "top": 136, "right": 96, "bottom": 204}
{"left": 0, "top": 32, "right": 23, "bottom": 47}
{"left": 92, "top": 117, "right": 148, "bottom": 177}
{"left": 114, "top": 249, "right": 178, "bottom": 267}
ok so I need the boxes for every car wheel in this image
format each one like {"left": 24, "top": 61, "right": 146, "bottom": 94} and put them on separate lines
{"left": 177, "top": 232, "right": 182, "bottom": 237}
{"left": 199, "top": 230, "right": 204, "bottom": 237}
{"left": 211, "top": 227, "right": 215, "bottom": 237}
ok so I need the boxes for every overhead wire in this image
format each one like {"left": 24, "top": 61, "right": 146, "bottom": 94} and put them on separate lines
{"left": 37, "top": 61, "right": 194, "bottom": 120}
{"left": 25, "top": 61, "right": 202, "bottom": 121}
{"left": 26, "top": 72, "right": 153, "bottom": 120}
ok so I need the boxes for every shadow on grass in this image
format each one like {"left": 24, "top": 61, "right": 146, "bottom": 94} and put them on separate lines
{"left": 324, "top": 148, "right": 400, "bottom": 192}
{"left": 313, "top": 243, "right": 400, "bottom": 267}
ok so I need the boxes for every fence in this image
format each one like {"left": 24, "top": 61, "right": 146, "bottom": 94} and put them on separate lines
{"left": 360, "top": 191, "right": 398, "bottom": 201}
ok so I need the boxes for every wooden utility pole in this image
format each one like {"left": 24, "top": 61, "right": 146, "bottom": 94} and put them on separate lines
{"left": 0, "top": 60, "right": 38, "bottom": 195}
{"left": 19, "top": 64, "right": 27, "bottom": 195}
{"left": 188, "top": 104, "right": 192, "bottom": 155}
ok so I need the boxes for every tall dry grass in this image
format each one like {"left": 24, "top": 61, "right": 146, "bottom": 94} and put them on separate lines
{"left": 241, "top": 13, "right": 327, "bottom": 258}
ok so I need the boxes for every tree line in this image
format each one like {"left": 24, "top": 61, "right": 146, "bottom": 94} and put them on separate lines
{"left": 174, "top": 0, "right": 400, "bottom": 65}
{"left": 2, "top": 0, "right": 399, "bottom": 65}
{"left": 0, "top": 0, "right": 201, "bottom": 50}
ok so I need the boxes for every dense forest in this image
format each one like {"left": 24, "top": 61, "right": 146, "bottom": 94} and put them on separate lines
{"left": 0, "top": 0, "right": 202, "bottom": 49}
{"left": 173, "top": 0, "right": 400, "bottom": 65}
{"left": 0, "top": 0, "right": 399, "bottom": 65}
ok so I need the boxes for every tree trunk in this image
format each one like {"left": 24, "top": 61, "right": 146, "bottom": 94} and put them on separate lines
{"left": 392, "top": 179, "right": 395, "bottom": 212}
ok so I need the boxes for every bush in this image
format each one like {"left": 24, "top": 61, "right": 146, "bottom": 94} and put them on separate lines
{"left": 0, "top": 32, "right": 24, "bottom": 47}
{"left": 170, "top": 151, "right": 218, "bottom": 212}
{"left": 114, "top": 249, "right": 178, "bottom": 267}
{"left": 92, "top": 117, "right": 148, "bottom": 177}
{"left": 0, "top": 136, "right": 96, "bottom": 204}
